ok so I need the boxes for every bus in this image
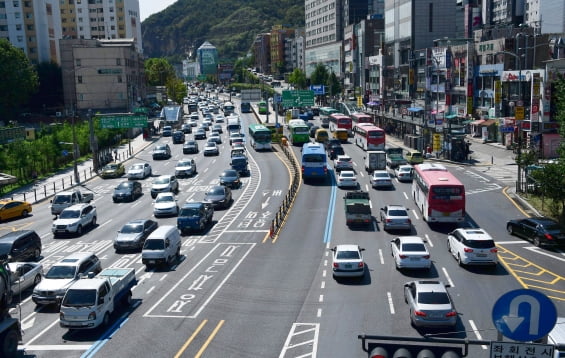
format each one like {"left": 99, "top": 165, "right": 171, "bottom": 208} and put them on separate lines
{"left": 248, "top": 123, "right": 272, "bottom": 150}
{"left": 223, "top": 101, "right": 235, "bottom": 115}
{"left": 319, "top": 107, "right": 338, "bottom": 116}
{"left": 301, "top": 142, "right": 328, "bottom": 182}
{"left": 351, "top": 112, "right": 373, "bottom": 124}
{"left": 329, "top": 113, "right": 353, "bottom": 135}
{"left": 411, "top": 163, "right": 465, "bottom": 223}
{"left": 227, "top": 116, "right": 241, "bottom": 134}
{"left": 352, "top": 124, "right": 386, "bottom": 151}
{"left": 241, "top": 102, "right": 251, "bottom": 113}
{"left": 258, "top": 101, "right": 268, "bottom": 115}
{"left": 287, "top": 119, "right": 310, "bottom": 145}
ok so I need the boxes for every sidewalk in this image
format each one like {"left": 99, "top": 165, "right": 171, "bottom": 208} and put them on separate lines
{"left": 1, "top": 132, "right": 155, "bottom": 205}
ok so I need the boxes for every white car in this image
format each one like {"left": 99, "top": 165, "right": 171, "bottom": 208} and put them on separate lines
{"left": 334, "top": 155, "right": 353, "bottom": 172}
{"left": 330, "top": 244, "right": 365, "bottom": 278}
{"left": 8, "top": 262, "right": 43, "bottom": 296}
{"left": 370, "top": 170, "right": 393, "bottom": 188}
{"left": 175, "top": 158, "right": 197, "bottom": 178}
{"left": 447, "top": 228, "right": 498, "bottom": 267}
{"left": 336, "top": 170, "right": 358, "bottom": 188}
{"left": 127, "top": 162, "right": 152, "bottom": 180}
{"left": 153, "top": 193, "right": 179, "bottom": 218}
{"left": 214, "top": 115, "right": 225, "bottom": 123}
{"left": 209, "top": 135, "right": 222, "bottom": 144}
{"left": 52, "top": 203, "right": 97, "bottom": 237}
{"left": 394, "top": 164, "right": 414, "bottom": 182}
{"left": 203, "top": 141, "right": 219, "bottom": 156}
{"left": 390, "top": 236, "right": 431, "bottom": 270}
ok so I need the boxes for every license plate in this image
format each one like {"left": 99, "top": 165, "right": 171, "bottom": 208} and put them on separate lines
{"left": 476, "top": 254, "right": 487, "bottom": 257}
{"left": 410, "top": 258, "right": 420, "bottom": 261}
{"left": 344, "top": 264, "right": 352, "bottom": 269}
{"left": 57, "top": 229, "right": 66, "bottom": 232}
{"left": 443, "top": 212, "right": 450, "bottom": 216}
{"left": 148, "top": 260, "right": 155, "bottom": 264}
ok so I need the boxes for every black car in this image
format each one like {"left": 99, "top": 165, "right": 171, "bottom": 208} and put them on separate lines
{"left": 203, "top": 185, "right": 233, "bottom": 209}
{"left": 506, "top": 217, "right": 565, "bottom": 247}
{"left": 152, "top": 144, "right": 171, "bottom": 160}
{"left": 194, "top": 128, "right": 207, "bottom": 140}
{"left": 309, "top": 125, "right": 320, "bottom": 138}
{"left": 172, "top": 130, "right": 185, "bottom": 144}
{"left": 327, "top": 144, "right": 344, "bottom": 160}
{"left": 114, "top": 219, "right": 159, "bottom": 252}
{"left": 112, "top": 181, "right": 142, "bottom": 202}
{"left": 181, "top": 123, "right": 192, "bottom": 134}
{"left": 0, "top": 230, "right": 42, "bottom": 262}
{"left": 183, "top": 140, "right": 199, "bottom": 154}
{"left": 219, "top": 169, "right": 241, "bottom": 189}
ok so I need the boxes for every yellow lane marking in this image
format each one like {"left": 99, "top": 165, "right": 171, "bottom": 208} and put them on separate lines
{"left": 195, "top": 320, "right": 225, "bottom": 358}
{"left": 174, "top": 319, "right": 208, "bottom": 358}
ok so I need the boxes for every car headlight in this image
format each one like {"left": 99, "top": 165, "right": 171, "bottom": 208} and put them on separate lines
{"left": 68, "top": 222, "right": 78, "bottom": 227}
{"left": 54, "top": 288, "right": 67, "bottom": 296}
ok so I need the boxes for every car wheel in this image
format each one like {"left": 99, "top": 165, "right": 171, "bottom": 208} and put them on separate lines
{"left": 91, "top": 216, "right": 97, "bottom": 227}
{"left": 122, "top": 291, "right": 132, "bottom": 306}
{"left": 33, "top": 247, "right": 41, "bottom": 261}
{"left": 506, "top": 224, "right": 515, "bottom": 235}
{"left": 457, "top": 254, "right": 464, "bottom": 266}
{"left": 447, "top": 240, "right": 451, "bottom": 252}
{"left": 76, "top": 225, "right": 83, "bottom": 236}
{"left": 21, "top": 210, "right": 29, "bottom": 218}
{"left": 130, "top": 194, "right": 134, "bottom": 201}
{"left": 103, "top": 312, "right": 110, "bottom": 327}
{"left": 533, "top": 237, "right": 541, "bottom": 247}
{"left": 176, "top": 247, "right": 181, "bottom": 259}
{"left": 199, "top": 221, "right": 205, "bottom": 231}
{"left": 33, "top": 274, "right": 42, "bottom": 285}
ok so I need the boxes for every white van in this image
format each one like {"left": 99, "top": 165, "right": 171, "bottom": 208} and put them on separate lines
{"left": 141, "top": 225, "right": 181, "bottom": 268}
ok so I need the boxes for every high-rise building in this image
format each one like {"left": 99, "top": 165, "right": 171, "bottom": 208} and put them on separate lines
{"left": 197, "top": 41, "right": 218, "bottom": 77}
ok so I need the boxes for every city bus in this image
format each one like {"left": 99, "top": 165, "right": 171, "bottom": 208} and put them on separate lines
{"left": 241, "top": 102, "right": 252, "bottom": 113}
{"left": 227, "top": 116, "right": 241, "bottom": 134}
{"left": 258, "top": 101, "right": 268, "bottom": 115}
{"left": 248, "top": 123, "right": 272, "bottom": 150}
{"left": 352, "top": 124, "right": 386, "bottom": 151}
{"left": 329, "top": 113, "right": 353, "bottom": 135}
{"left": 223, "top": 101, "right": 235, "bottom": 115}
{"left": 287, "top": 119, "right": 310, "bottom": 145}
{"left": 301, "top": 142, "right": 328, "bottom": 182}
{"left": 412, "top": 163, "right": 466, "bottom": 223}
{"left": 350, "top": 112, "right": 373, "bottom": 124}
{"left": 319, "top": 107, "right": 338, "bottom": 116}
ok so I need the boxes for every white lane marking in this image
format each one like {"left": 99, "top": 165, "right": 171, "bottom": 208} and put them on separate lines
{"left": 159, "top": 274, "right": 168, "bottom": 281}
{"left": 441, "top": 267, "right": 455, "bottom": 287}
{"left": 468, "top": 319, "right": 488, "bottom": 349}
{"left": 523, "top": 247, "right": 565, "bottom": 262}
{"left": 321, "top": 281, "right": 325, "bottom": 289}
{"left": 378, "top": 249, "right": 385, "bottom": 265}
{"left": 147, "top": 286, "right": 155, "bottom": 294}
{"left": 319, "top": 295, "right": 324, "bottom": 303}
{"left": 24, "top": 318, "right": 60, "bottom": 346}
{"left": 20, "top": 345, "right": 91, "bottom": 351}
{"left": 425, "top": 234, "right": 433, "bottom": 248}
{"left": 387, "top": 292, "right": 395, "bottom": 314}
{"left": 403, "top": 192, "right": 409, "bottom": 200}
{"left": 317, "top": 309, "right": 322, "bottom": 318}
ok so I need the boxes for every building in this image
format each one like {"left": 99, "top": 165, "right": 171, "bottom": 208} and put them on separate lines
{"left": 196, "top": 41, "right": 218, "bottom": 77}
{"left": 60, "top": 38, "right": 145, "bottom": 114}
{"left": 285, "top": 28, "right": 306, "bottom": 73}
{"left": 270, "top": 25, "right": 294, "bottom": 75}
{"left": 253, "top": 33, "right": 271, "bottom": 74}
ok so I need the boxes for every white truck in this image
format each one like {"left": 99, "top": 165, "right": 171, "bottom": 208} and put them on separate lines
{"left": 50, "top": 189, "right": 94, "bottom": 216}
{"left": 364, "top": 151, "right": 387, "bottom": 173}
{"left": 59, "top": 268, "right": 136, "bottom": 330}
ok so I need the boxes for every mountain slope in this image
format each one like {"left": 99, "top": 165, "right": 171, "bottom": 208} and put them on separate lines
{"left": 141, "top": 0, "right": 304, "bottom": 61}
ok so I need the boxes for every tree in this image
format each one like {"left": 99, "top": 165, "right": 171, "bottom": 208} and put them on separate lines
{"left": 28, "top": 62, "right": 63, "bottom": 113}
{"left": 145, "top": 58, "right": 175, "bottom": 86}
{"left": 167, "top": 78, "right": 187, "bottom": 104}
{"left": 310, "top": 64, "right": 329, "bottom": 88}
{"left": 288, "top": 68, "right": 307, "bottom": 89}
{"left": 553, "top": 74, "right": 565, "bottom": 158}
{"left": 0, "top": 39, "right": 38, "bottom": 119}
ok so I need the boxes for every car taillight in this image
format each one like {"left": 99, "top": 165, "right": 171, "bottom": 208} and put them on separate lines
{"left": 358, "top": 262, "right": 364, "bottom": 268}
{"left": 301, "top": 166, "right": 305, "bottom": 174}
{"left": 423, "top": 255, "right": 430, "bottom": 259}
{"left": 333, "top": 262, "right": 339, "bottom": 268}
{"left": 399, "top": 255, "right": 407, "bottom": 259}
{"left": 545, "top": 233, "right": 554, "bottom": 241}
{"left": 414, "top": 310, "right": 427, "bottom": 317}
{"left": 446, "top": 311, "right": 457, "bottom": 317}
{"left": 490, "top": 248, "right": 498, "bottom": 253}
{"left": 386, "top": 219, "right": 392, "bottom": 223}
{"left": 406, "top": 219, "right": 411, "bottom": 223}
{"left": 464, "top": 248, "right": 473, "bottom": 253}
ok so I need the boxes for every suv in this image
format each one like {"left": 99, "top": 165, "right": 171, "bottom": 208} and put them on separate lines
{"left": 150, "top": 175, "right": 179, "bottom": 198}
{"left": 32, "top": 252, "right": 101, "bottom": 306}
{"left": 52, "top": 203, "right": 97, "bottom": 237}
{"left": 172, "top": 130, "right": 185, "bottom": 144}
{"left": 177, "top": 202, "right": 214, "bottom": 234}
{"left": 152, "top": 144, "right": 171, "bottom": 160}
{"left": 0, "top": 230, "right": 42, "bottom": 262}
{"left": 447, "top": 228, "right": 498, "bottom": 267}
{"left": 334, "top": 155, "right": 353, "bottom": 172}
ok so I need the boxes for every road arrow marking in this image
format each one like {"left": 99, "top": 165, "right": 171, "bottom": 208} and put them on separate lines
{"left": 21, "top": 316, "right": 36, "bottom": 331}
{"left": 261, "top": 197, "right": 270, "bottom": 209}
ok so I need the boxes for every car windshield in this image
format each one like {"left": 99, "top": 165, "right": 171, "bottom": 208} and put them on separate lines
{"left": 143, "top": 239, "right": 164, "bottom": 250}
{"left": 131, "top": 164, "right": 143, "bottom": 170}
{"left": 336, "top": 250, "right": 360, "bottom": 260}
{"left": 178, "top": 161, "right": 192, "bottom": 167}
{"left": 341, "top": 172, "right": 355, "bottom": 178}
{"left": 206, "top": 143, "right": 216, "bottom": 147}
{"left": 62, "top": 289, "right": 97, "bottom": 307}
{"left": 121, "top": 224, "right": 143, "bottom": 234}
{"left": 53, "top": 195, "right": 72, "bottom": 204}
{"left": 222, "top": 170, "right": 237, "bottom": 177}
{"left": 402, "top": 243, "right": 426, "bottom": 252}
{"left": 155, "top": 146, "right": 166, "bottom": 150}
{"left": 374, "top": 173, "right": 388, "bottom": 178}
{"left": 389, "top": 210, "right": 408, "bottom": 217}
{"left": 45, "top": 265, "right": 77, "bottom": 279}
{"left": 116, "top": 182, "right": 132, "bottom": 189}
{"left": 59, "top": 210, "right": 80, "bottom": 219}
{"left": 179, "top": 207, "right": 199, "bottom": 216}
{"left": 154, "top": 177, "right": 170, "bottom": 184}
{"left": 186, "top": 141, "right": 196, "bottom": 146}
{"left": 156, "top": 195, "right": 174, "bottom": 203}
{"left": 208, "top": 187, "right": 225, "bottom": 195}
{"left": 104, "top": 164, "right": 119, "bottom": 170}
{"left": 418, "top": 292, "right": 450, "bottom": 305}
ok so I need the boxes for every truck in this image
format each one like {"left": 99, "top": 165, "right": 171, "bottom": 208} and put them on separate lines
{"left": 385, "top": 147, "right": 407, "bottom": 169}
{"left": 230, "top": 154, "right": 250, "bottom": 176}
{"left": 364, "top": 151, "right": 387, "bottom": 173}
{"left": 0, "top": 256, "right": 22, "bottom": 357}
{"left": 50, "top": 189, "right": 94, "bottom": 216}
{"left": 343, "top": 191, "right": 372, "bottom": 226}
{"left": 59, "top": 268, "right": 136, "bottom": 330}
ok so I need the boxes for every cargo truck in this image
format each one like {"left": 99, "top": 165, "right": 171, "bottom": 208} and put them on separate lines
{"left": 344, "top": 191, "right": 372, "bottom": 227}
{"left": 364, "top": 151, "right": 387, "bottom": 173}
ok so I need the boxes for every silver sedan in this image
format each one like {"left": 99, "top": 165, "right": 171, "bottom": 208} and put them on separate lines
{"left": 8, "top": 262, "right": 43, "bottom": 296}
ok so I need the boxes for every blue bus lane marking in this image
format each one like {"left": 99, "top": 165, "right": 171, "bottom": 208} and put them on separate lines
{"left": 323, "top": 170, "right": 337, "bottom": 244}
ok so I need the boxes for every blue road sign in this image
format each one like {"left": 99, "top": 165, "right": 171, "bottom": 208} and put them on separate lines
{"left": 275, "top": 122, "right": 281, "bottom": 128}
{"left": 492, "top": 289, "right": 557, "bottom": 342}
{"left": 62, "top": 150, "right": 69, "bottom": 157}
{"left": 309, "top": 85, "right": 326, "bottom": 95}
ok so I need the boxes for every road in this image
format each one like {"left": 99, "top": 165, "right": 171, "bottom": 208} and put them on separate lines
{"left": 2, "top": 98, "right": 564, "bottom": 357}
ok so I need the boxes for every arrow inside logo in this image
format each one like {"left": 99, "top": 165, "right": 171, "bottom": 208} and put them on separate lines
{"left": 502, "top": 294, "right": 540, "bottom": 334}
{"left": 502, "top": 315, "right": 525, "bottom": 333}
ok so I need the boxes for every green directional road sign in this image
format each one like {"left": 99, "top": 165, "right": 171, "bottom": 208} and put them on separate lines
{"left": 282, "top": 90, "right": 315, "bottom": 107}
{"left": 98, "top": 114, "right": 148, "bottom": 129}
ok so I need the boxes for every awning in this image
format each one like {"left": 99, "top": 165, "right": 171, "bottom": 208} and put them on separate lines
{"left": 481, "top": 119, "right": 497, "bottom": 126}
{"left": 471, "top": 119, "right": 485, "bottom": 125}
{"left": 445, "top": 114, "right": 458, "bottom": 119}
{"left": 408, "top": 107, "right": 423, "bottom": 112}
{"left": 367, "top": 101, "right": 379, "bottom": 106}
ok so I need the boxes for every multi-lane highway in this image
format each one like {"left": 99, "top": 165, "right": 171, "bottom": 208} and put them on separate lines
{"left": 2, "top": 99, "right": 564, "bottom": 357}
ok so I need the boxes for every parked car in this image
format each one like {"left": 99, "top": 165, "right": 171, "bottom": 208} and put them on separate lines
{"left": 219, "top": 169, "right": 241, "bottom": 188}
{"left": 404, "top": 280, "right": 457, "bottom": 328}
{"left": 394, "top": 164, "right": 414, "bottom": 182}
{"left": 153, "top": 193, "right": 179, "bottom": 218}
{"left": 447, "top": 228, "right": 498, "bottom": 266}
{"left": 152, "top": 144, "right": 171, "bottom": 160}
{"left": 330, "top": 244, "right": 366, "bottom": 279}
{"left": 112, "top": 181, "right": 142, "bottom": 202}
{"left": 203, "top": 185, "right": 232, "bottom": 209}
{"left": 52, "top": 203, "right": 97, "bottom": 237}
{"left": 380, "top": 205, "right": 411, "bottom": 232}
{"left": 7, "top": 262, "right": 43, "bottom": 296}
{"left": 390, "top": 236, "right": 431, "bottom": 270}
{"left": 100, "top": 163, "right": 125, "bottom": 179}
{"left": 150, "top": 175, "right": 179, "bottom": 198}
{"left": 203, "top": 141, "right": 219, "bottom": 156}
{"left": 506, "top": 217, "right": 565, "bottom": 247}
{"left": 370, "top": 170, "right": 393, "bottom": 189}
{"left": 183, "top": 140, "right": 199, "bottom": 154}
{"left": 175, "top": 158, "right": 197, "bottom": 178}
{"left": 127, "top": 162, "right": 152, "bottom": 180}
{"left": 0, "top": 200, "right": 32, "bottom": 222}
{"left": 114, "top": 219, "right": 159, "bottom": 252}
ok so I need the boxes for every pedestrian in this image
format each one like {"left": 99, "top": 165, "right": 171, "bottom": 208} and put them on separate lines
{"left": 113, "top": 149, "right": 118, "bottom": 162}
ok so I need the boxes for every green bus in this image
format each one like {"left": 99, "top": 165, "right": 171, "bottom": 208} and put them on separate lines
{"left": 258, "top": 101, "right": 268, "bottom": 115}
{"left": 319, "top": 107, "right": 338, "bottom": 116}
{"left": 287, "top": 119, "right": 310, "bottom": 145}
{"left": 248, "top": 123, "right": 272, "bottom": 151}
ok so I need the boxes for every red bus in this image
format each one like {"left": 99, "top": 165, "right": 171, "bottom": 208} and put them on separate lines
{"left": 350, "top": 112, "right": 372, "bottom": 124}
{"left": 411, "top": 163, "right": 465, "bottom": 223}
{"left": 352, "top": 124, "right": 386, "bottom": 151}
{"left": 329, "top": 113, "right": 353, "bottom": 135}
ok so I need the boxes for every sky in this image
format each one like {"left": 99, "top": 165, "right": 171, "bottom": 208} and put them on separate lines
{"left": 139, "top": 0, "right": 177, "bottom": 22}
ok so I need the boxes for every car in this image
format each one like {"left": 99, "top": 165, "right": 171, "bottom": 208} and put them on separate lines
{"left": 229, "top": 132, "right": 244, "bottom": 145}
{"left": 175, "top": 158, "right": 197, "bottom": 178}
{"left": 112, "top": 180, "right": 142, "bottom": 202}
{"left": 334, "top": 155, "right": 353, "bottom": 172}
{"left": 380, "top": 205, "right": 412, "bottom": 232}
{"left": 327, "top": 144, "right": 345, "bottom": 160}
{"left": 172, "top": 130, "right": 185, "bottom": 144}
{"left": 309, "top": 125, "right": 320, "bottom": 138}
{"left": 203, "top": 185, "right": 232, "bottom": 209}
{"left": 506, "top": 217, "right": 565, "bottom": 247}
{"left": 212, "top": 124, "right": 223, "bottom": 134}
{"left": 394, "top": 164, "right": 414, "bottom": 182}
{"left": 7, "top": 262, "right": 43, "bottom": 296}
{"left": 405, "top": 150, "right": 424, "bottom": 164}
{"left": 330, "top": 244, "right": 366, "bottom": 278}
{"left": 336, "top": 170, "right": 358, "bottom": 189}
{"left": 219, "top": 169, "right": 241, "bottom": 188}
{"left": 153, "top": 192, "right": 179, "bottom": 217}
{"left": 188, "top": 118, "right": 198, "bottom": 127}
{"left": 177, "top": 202, "right": 214, "bottom": 234}
{"left": 152, "top": 144, "right": 171, "bottom": 160}
{"left": 390, "top": 236, "right": 431, "bottom": 270}
{"left": 370, "top": 170, "right": 393, "bottom": 189}
{"left": 201, "top": 122, "right": 210, "bottom": 131}
{"left": 194, "top": 128, "right": 207, "bottom": 140}
{"left": 208, "top": 135, "right": 222, "bottom": 145}
{"left": 0, "top": 230, "right": 42, "bottom": 262}
{"left": 114, "top": 219, "right": 159, "bottom": 252}
{"left": 404, "top": 280, "right": 457, "bottom": 328}
{"left": 150, "top": 175, "right": 179, "bottom": 198}
{"left": 203, "top": 141, "right": 219, "bottom": 156}
{"left": 127, "top": 162, "right": 152, "bottom": 180}
{"left": 0, "top": 200, "right": 32, "bottom": 222}
{"left": 181, "top": 123, "right": 192, "bottom": 134}
{"left": 183, "top": 140, "right": 199, "bottom": 154}
{"left": 162, "top": 125, "right": 173, "bottom": 137}
{"left": 214, "top": 115, "right": 225, "bottom": 124}
{"left": 99, "top": 163, "right": 125, "bottom": 179}
{"left": 52, "top": 203, "right": 97, "bottom": 237}
{"left": 447, "top": 228, "right": 498, "bottom": 266}
{"left": 231, "top": 142, "right": 245, "bottom": 152}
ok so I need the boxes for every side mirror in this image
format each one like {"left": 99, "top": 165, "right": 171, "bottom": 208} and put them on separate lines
{"left": 360, "top": 248, "right": 366, "bottom": 251}
{"left": 98, "top": 297, "right": 104, "bottom": 305}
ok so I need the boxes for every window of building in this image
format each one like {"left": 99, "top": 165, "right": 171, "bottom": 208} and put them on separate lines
{"left": 116, "top": 58, "right": 121, "bottom": 65}
{"left": 117, "top": 76, "right": 122, "bottom": 83}
{"left": 29, "top": 47, "right": 36, "bottom": 53}
{"left": 78, "top": 93, "right": 84, "bottom": 101}
{"left": 16, "top": 24, "right": 22, "bottom": 30}
{"left": 0, "top": 2, "right": 5, "bottom": 9}
{"left": 15, "top": 12, "right": 21, "bottom": 19}
{"left": 76, "top": 59, "right": 81, "bottom": 66}
{"left": 12, "top": 1, "right": 19, "bottom": 7}
{"left": 23, "top": 1, "right": 31, "bottom": 7}
{"left": 26, "top": 24, "right": 34, "bottom": 31}
{"left": 77, "top": 76, "right": 83, "bottom": 84}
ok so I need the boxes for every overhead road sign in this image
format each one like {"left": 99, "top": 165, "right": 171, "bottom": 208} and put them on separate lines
{"left": 309, "top": 85, "right": 325, "bottom": 95}
{"left": 492, "top": 289, "right": 557, "bottom": 342}
{"left": 241, "top": 89, "right": 262, "bottom": 101}
{"left": 282, "top": 90, "right": 315, "bottom": 107}
{"left": 490, "top": 341, "right": 553, "bottom": 358}
{"left": 98, "top": 114, "right": 149, "bottom": 129}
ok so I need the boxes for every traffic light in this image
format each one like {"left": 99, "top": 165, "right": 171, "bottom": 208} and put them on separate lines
{"left": 369, "top": 342, "right": 463, "bottom": 358}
